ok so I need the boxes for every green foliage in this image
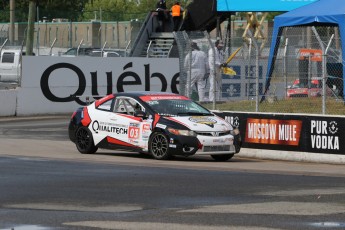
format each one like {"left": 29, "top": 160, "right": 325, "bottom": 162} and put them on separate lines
{"left": 201, "top": 98, "right": 345, "bottom": 116}
{"left": 81, "top": 0, "right": 183, "bottom": 21}
{"left": 0, "top": 0, "right": 89, "bottom": 22}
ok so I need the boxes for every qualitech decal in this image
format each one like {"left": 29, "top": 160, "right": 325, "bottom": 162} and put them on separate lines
{"left": 310, "top": 120, "right": 339, "bottom": 150}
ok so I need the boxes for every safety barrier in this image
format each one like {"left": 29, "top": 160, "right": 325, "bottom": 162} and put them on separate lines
{"left": 214, "top": 111, "right": 345, "bottom": 163}
{"left": 0, "top": 89, "right": 17, "bottom": 116}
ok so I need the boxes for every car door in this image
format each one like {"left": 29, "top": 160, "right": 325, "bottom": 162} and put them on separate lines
{"left": 104, "top": 97, "right": 151, "bottom": 150}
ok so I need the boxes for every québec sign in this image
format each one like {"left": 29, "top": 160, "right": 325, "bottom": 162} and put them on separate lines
{"left": 40, "top": 61, "right": 179, "bottom": 105}
{"left": 17, "top": 56, "right": 179, "bottom": 115}
{"left": 22, "top": 56, "right": 180, "bottom": 104}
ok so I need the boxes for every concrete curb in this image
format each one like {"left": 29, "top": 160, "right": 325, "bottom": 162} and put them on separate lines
{"left": 0, "top": 114, "right": 70, "bottom": 122}
{"left": 238, "top": 148, "right": 345, "bottom": 165}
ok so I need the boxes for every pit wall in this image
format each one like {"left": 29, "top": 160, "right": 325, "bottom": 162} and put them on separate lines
{"left": 214, "top": 111, "right": 345, "bottom": 156}
{"left": 0, "top": 89, "right": 17, "bottom": 116}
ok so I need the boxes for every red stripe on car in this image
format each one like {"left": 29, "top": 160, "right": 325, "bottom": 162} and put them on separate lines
{"left": 153, "top": 114, "right": 161, "bottom": 128}
{"left": 106, "top": 136, "right": 139, "bottom": 148}
{"left": 95, "top": 94, "right": 115, "bottom": 108}
{"left": 117, "top": 114, "right": 142, "bottom": 122}
{"left": 81, "top": 107, "right": 92, "bottom": 127}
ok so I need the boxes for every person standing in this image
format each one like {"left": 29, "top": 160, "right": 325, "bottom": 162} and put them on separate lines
{"left": 171, "top": 1, "right": 183, "bottom": 31}
{"left": 208, "top": 40, "right": 225, "bottom": 101}
{"left": 184, "top": 42, "right": 209, "bottom": 102}
{"left": 156, "top": 0, "right": 168, "bottom": 32}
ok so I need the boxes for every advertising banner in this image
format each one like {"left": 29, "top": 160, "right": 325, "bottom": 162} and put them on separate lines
{"left": 215, "top": 112, "right": 344, "bottom": 155}
{"left": 17, "top": 56, "right": 179, "bottom": 115}
{"left": 217, "top": 0, "right": 318, "bottom": 12}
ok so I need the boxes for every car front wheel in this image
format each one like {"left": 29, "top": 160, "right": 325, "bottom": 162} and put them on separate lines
{"left": 149, "top": 132, "right": 170, "bottom": 160}
{"left": 75, "top": 127, "right": 98, "bottom": 154}
{"left": 211, "top": 154, "right": 234, "bottom": 162}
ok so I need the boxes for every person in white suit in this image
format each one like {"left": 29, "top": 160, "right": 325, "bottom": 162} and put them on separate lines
{"left": 208, "top": 40, "right": 225, "bottom": 101}
{"left": 184, "top": 42, "right": 209, "bottom": 102}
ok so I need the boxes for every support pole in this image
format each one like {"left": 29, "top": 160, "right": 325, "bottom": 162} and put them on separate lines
{"left": 9, "top": 0, "right": 15, "bottom": 45}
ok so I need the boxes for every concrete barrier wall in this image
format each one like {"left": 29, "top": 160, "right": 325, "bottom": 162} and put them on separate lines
{"left": 0, "top": 89, "right": 17, "bottom": 116}
{"left": 16, "top": 56, "right": 179, "bottom": 116}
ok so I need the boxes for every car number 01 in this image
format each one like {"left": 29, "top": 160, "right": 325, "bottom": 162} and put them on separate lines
{"left": 128, "top": 126, "right": 140, "bottom": 139}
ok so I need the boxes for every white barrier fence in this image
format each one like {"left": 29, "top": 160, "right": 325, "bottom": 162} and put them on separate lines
{"left": 0, "top": 89, "right": 17, "bottom": 116}
{"left": 1, "top": 56, "right": 179, "bottom": 116}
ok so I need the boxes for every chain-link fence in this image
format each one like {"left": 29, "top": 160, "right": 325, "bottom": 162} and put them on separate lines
{"left": 0, "top": 19, "right": 142, "bottom": 56}
{"left": 174, "top": 29, "right": 270, "bottom": 112}
{"left": 266, "top": 26, "right": 344, "bottom": 115}
{"left": 176, "top": 26, "right": 345, "bottom": 116}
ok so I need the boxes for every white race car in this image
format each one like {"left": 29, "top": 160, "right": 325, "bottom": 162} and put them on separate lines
{"left": 69, "top": 91, "right": 241, "bottom": 161}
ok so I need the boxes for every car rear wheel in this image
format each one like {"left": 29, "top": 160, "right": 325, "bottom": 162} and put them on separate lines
{"left": 149, "top": 132, "right": 170, "bottom": 160}
{"left": 75, "top": 127, "right": 98, "bottom": 154}
{"left": 211, "top": 154, "right": 234, "bottom": 162}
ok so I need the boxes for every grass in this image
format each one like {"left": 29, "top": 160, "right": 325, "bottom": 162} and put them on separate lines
{"left": 200, "top": 97, "right": 345, "bottom": 116}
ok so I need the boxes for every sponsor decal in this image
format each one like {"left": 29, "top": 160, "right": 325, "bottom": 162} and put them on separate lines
{"left": 129, "top": 139, "right": 139, "bottom": 145}
{"left": 225, "top": 116, "right": 240, "bottom": 128}
{"left": 245, "top": 118, "right": 302, "bottom": 146}
{"left": 141, "top": 123, "right": 151, "bottom": 140}
{"left": 143, "top": 123, "right": 150, "bottom": 131}
{"left": 299, "top": 48, "right": 322, "bottom": 62}
{"left": 156, "top": 123, "right": 167, "bottom": 129}
{"left": 128, "top": 122, "right": 140, "bottom": 139}
{"left": 92, "top": 120, "right": 128, "bottom": 134}
{"left": 106, "top": 136, "right": 138, "bottom": 148}
{"left": 140, "top": 95, "right": 189, "bottom": 101}
{"left": 189, "top": 116, "right": 217, "bottom": 128}
{"left": 310, "top": 120, "right": 339, "bottom": 150}
{"left": 169, "top": 144, "right": 177, "bottom": 148}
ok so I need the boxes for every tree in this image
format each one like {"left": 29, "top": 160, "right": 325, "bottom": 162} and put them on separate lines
{"left": 26, "top": 0, "right": 36, "bottom": 55}
{"left": 0, "top": 0, "right": 90, "bottom": 22}
{"left": 82, "top": 0, "right": 139, "bottom": 21}
{"left": 81, "top": 0, "right": 183, "bottom": 21}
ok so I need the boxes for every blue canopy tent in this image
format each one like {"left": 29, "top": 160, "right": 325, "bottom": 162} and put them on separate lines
{"left": 264, "top": 0, "right": 345, "bottom": 100}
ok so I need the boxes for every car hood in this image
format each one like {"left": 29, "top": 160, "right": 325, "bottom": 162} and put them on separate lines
{"left": 164, "top": 115, "right": 232, "bottom": 132}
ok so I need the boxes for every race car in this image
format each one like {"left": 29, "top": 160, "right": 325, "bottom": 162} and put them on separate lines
{"left": 287, "top": 78, "right": 333, "bottom": 98}
{"left": 69, "top": 91, "right": 241, "bottom": 161}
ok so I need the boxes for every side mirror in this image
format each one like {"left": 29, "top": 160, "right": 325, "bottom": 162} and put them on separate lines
{"left": 134, "top": 110, "right": 147, "bottom": 119}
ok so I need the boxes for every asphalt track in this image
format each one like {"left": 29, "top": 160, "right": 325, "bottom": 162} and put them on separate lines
{"left": 1, "top": 115, "right": 344, "bottom": 165}
{"left": 0, "top": 116, "right": 345, "bottom": 230}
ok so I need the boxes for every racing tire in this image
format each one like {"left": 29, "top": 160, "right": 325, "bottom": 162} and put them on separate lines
{"left": 211, "top": 154, "right": 234, "bottom": 162}
{"left": 149, "top": 132, "right": 171, "bottom": 160}
{"left": 75, "top": 127, "right": 98, "bottom": 154}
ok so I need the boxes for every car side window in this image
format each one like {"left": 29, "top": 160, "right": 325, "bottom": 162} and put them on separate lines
{"left": 97, "top": 99, "right": 113, "bottom": 111}
{"left": 114, "top": 99, "right": 127, "bottom": 114}
{"left": 2, "top": 52, "right": 15, "bottom": 63}
{"left": 114, "top": 98, "right": 144, "bottom": 115}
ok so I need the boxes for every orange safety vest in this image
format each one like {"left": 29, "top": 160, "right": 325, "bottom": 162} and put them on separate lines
{"left": 171, "top": 4, "right": 181, "bottom": 17}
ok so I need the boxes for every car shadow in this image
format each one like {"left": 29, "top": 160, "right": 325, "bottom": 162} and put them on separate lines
{"left": 93, "top": 151, "right": 256, "bottom": 163}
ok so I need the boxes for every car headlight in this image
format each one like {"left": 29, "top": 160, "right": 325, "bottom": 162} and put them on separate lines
{"left": 230, "top": 128, "right": 240, "bottom": 136}
{"left": 167, "top": 128, "right": 196, "bottom": 137}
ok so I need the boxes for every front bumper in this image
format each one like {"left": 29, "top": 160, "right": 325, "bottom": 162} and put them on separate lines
{"left": 195, "top": 134, "right": 236, "bottom": 155}
{"left": 167, "top": 133, "right": 238, "bottom": 156}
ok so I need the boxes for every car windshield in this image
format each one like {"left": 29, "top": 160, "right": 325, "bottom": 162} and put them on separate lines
{"left": 146, "top": 99, "right": 212, "bottom": 117}
{"left": 291, "top": 80, "right": 321, "bottom": 89}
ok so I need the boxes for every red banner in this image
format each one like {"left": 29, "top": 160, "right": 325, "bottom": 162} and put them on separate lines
{"left": 245, "top": 118, "right": 302, "bottom": 146}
